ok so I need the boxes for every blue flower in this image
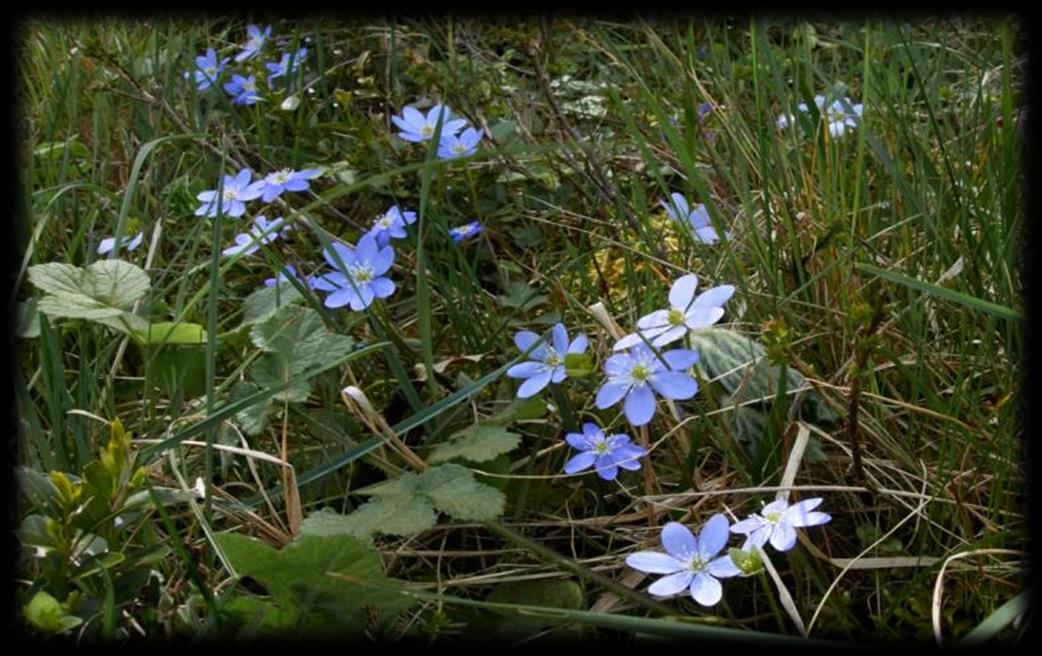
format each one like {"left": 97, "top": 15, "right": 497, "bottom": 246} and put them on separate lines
{"left": 730, "top": 498, "right": 831, "bottom": 552}
{"left": 391, "top": 104, "right": 467, "bottom": 142}
{"left": 614, "top": 274, "right": 734, "bottom": 351}
{"left": 223, "top": 74, "right": 262, "bottom": 105}
{"left": 625, "top": 515, "right": 742, "bottom": 607}
{"left": 777, "top": 93, "right": 863, "bottom": 138}
{"left": 563, "top": 423, "right": 645, "bottom": 481}
{"left": 367, "top": 205, "right": 417, "bottom": 247}
{"left": 195, "top": 168, "right": 266, "bottom": 218}
{"left": 97, "top": 232, "right": 143, "bottom": 255}
{"left": 448, "top": 221, "right": 482, "bottom": 243}
{"left": 437, "top": 127, "right": 483, "bottom": 160}
{"left": 596, "top": 343, "right": 699, "bottom": 427}
{"left": 311, "top": 232, "right": 395, "bottom": 310}
{"left": 191, "top": 47, "right": 229, "bottom": 91}
{"left": 265, "top": 48, "right": 308, "bottom": 86}
{"left": 661, "top": 193, "right": 728, "bottom": 244}
{"left": 264, "top": 264, "right": 307, "bottom": 288}
{"left": 257, "top": 167, "right": 322, "bottom": 202}
{"left": 235, "top": 24, "right": 272, "bottom": 62}
{"left": 506, "top": 323, "right": 588, "bottom": 398}
{"left": 222, "top": 216, "right": 285, "bottom": 257}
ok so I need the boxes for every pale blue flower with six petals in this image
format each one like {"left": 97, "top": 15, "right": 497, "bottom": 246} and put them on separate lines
{"left": 367, "top": 205, "right": 417, "bottom": 247}
{"left": 448, "top": 221, "right": 482, "bottom": 243}
{"left": 437, "top": 127, "right": 483, "bottom": 160}
{"left": 625, "top": 515, "right": 742, "bottom": 607}
{"left": 391, "top": 104, "right": 467, "bottom": 142}
{"left": 257, "top": 167, "right": 322, "bottom": 202}
{"left": 506, "top": 323, "right": 588, "bottom": 398}
{"left": 98, "top": 232, "right": 144, "bottom": 255}
{"left": 613, "top": 274, "right": 734, "bottom": 351}
{"left": 311, "top": 232, "right": 395, "bottom": 311}
{"left": 596, "top": 343, "right": 699, "bottom": 426}
{"left": 563, "top": 423, "right": 646, "bottom": 481}
{"left": 729, "top": 498, "right": 831, "bottom": 552}
{"left": 195, "top": 168, "right": 266, "bottom": 218}
{"left": 235, "top": 24, "right": 272, "bottom": 62}
{"left": 662, "top": 193, "right": 729, "bottom": 244}
{"left": 191, "top": 47, "right": 228, "bottom": 91}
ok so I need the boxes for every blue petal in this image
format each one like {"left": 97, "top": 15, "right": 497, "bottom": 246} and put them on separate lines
{"left": 563, "top": 451, "right": 596, "bottom": 474}
{"left": 370, "top": 277, "right": 395, "bottom": 299}
{"left": 692, "top": 285, "right": 735, "bottom": 310}
{"left": 623, "top": 384, "right": 656, "bottom": 426}
{"left": 697, "top": 513, "right": 731, "bottom": 557}
{"left": 769, "top": 521, "right": 798, "bottom": 551}
{"left": 595, "top": 380, "right": 629, "bottom": 409}
{"left": 661, "top": 522, "right": 697, "bottom": 559}
{"left": 689, "top": 572, "right": 723, "bottom": 607}
{"left": 669, "top": 274, "right": 699, "bottom": 310}
{"left": 514, "top": 330, "right": 541, "bottom": 354}
{"left": 551, "top": 323, "right": 569, "bottom": 354}
{"left": 625, "top": 551, "right": 684, "bottom": 575}
{"left": 516, "top": 368, "right": 553, "bottom": 398}
{"left": 663, "top": 349, "right": 699, "bottom": 370}
{"left": 648, "top": 571, "right": 694, "bottom": 597}
{"left": 565, "top": 432, "right": 589, "bottom": 450}
{"left": 567, "top": 334, "right": 589, "bottom": 354}
{"left": 594, "top": 458, "right": 619, "bottom": 481}
{"left": 707, "top": 554, "right": 742, "bottom": 579}
{"left": 506, "top": 362, "right": 546, "bottom": 379}
{"left": 648, "top": 371, "right": 697, "bottom": 400}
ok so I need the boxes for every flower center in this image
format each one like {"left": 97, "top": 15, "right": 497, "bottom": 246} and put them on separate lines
{"left": 243, "top": 79, "right": 256, "bottom": 91}
{"left": 667, "top": 308, "right": 685, "bottom": 326}
{"left": 350, "top": 265, "right": 374, "bottom": 284}
{"left": 593, "top": 442, "right": 610, "bottom": 455}
{"left": 764, "top": 510, "right": 782, "bottom": 524}
{"left": 204, "top": 66, "right": 216, "bottom": 77}
{"left": 687, "top": 555, "right": 707, "bottom": 573}
{"left": 223, "top": 188, "right": 237, "bottom": 201}
{"left": 376, "top": 214, "right": 394, "bottom": 229}
{"left": 453, "top": 142, "right": 466, "bottom": 154}
{"left": 270, "top": 169, "right": 292, "bottom": 184}
{"left": 631, "top": 364, "right": 650, "bottom": 382}
{"left": 420, "top": 124, "right": 434, "bottom": 137}
{"left": 543, "top": 348, "right": 562, "bottom": 367}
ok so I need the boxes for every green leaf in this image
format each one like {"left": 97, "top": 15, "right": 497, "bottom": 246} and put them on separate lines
{"left": 486, "top": 579, "right": 584, "bottom": 612}
{"left": 687, "top": 329, "right": 805, "bottom": 403}
{"left": 215, "top": 532, "right": 412, "bottom": 638}
{"left": 240, "top": 283, "right": 304, "bottom": 328}
{"left": 135, "top": 321, "right": 207, "bottom": 345}
{"left": 856, "top": 262, "right": 1023, "bottom": 322}
{"left": 301, "top": 500, "right": 438, "bottom": 543}
{"left": 428, "top": 424, "right": 521, "bottom": 464}
{"left": 728, "top": 547, "right": 763, "bottom": 576}
{"left": 564, "top": 352, "right": 594, "bottom": 378}
{"left": 497, "top": 280, "right": 548, "bottom": 311}
{"left": 229, "top": 382, "right": 273, "bottom": 436}
{"left": 416, "top": 463, "right": 506, "bottom": 521}
{"left": 24, "top": 591, "right": 83, "bottom": 634}
{"left": 484, "top": 396, "right": 548, "bottom": 425}
{"left": 27, "top": 259, "right": 150, "bottom": 333}
{"left": 16, "top": 298, "right": 40, "bottom": 338}
{"left": 247, "top": 306, "right": 354, "bottom": 403}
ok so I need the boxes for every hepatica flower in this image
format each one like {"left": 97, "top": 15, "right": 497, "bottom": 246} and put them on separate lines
{"left": 368, "top": 205, "right": 417, "bottom": 247}
{"left": 596, "top": 343, "right": 699, "bottom": 426}
{"left": 614, "top": 274, "right": 734, "bottom": 351}
{"left": 235, "top": 24, "right": 272, "bottom": 62}
{"left": 662, "top": 193, "right": 728, "bottom": 244}
{"left": 437, "top": 127, "right": 483, "bottom": 160}
{"left": 730, "top": 498, "right": 831, "bottom": 552}
{"left": 506, "top": 323, "right": 588, "bottom": 398}
{"left": 224, "top": 74, "right": 262, "bottom": 105}
{"left": 190, "top": 47, "right": 229, "bottom": 92}
{"left": 777, "top": 94, "right": 863, "bottom": 138}
{"left": 448, "top": 221, "right": 482, "bottom": 243}
{"left": 625, "top": 516, "right": 742, "bottom": 607}
{"left": 264, "top": 264, "right": 308, "bottom": 288}
{"left": 312, "top": 232, "right": 394, "bottom": 310}
{"left": 391, "top": 104, "right": 467, "bottom": 142}
{"left": 222, "top": 216, "right": 285, "bottom": 257}
{"left": 195, "top": 168, "right": 266, "bottom": 218}
{"left": 563, "top": 423, "right": 646, "bottom": 481}
{"left": 266, "top": 48, "right": 308, "bottom": 86}
{"left": 257, "top": 167, "right": 321, "bottom": 202}
{"left": 98, "top": 232, "right": 143, "bottom": 255}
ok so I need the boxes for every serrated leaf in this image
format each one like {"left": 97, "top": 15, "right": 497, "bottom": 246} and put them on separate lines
{"left": 215, "top": 532, "right": 412, "bottom": 637}
{"left": 240, "top": 283, "right": 304, "bottom": 328}
{"left": 229, "top": 381, "right": 272, "bottom": 436}
{"left": 27, "top": 259, "right": 150, "bottom": 334}
{"left": 429, "top": 424, "right": 520, "bottom": 464}
{"left": 417, "top": 464, "right": 505, "bottom": 521}
{"left": 247, "top": 306, "right": 354, "bottom": 402}
{"left": 497, "top": 281, "right": 548, "bottom": 311}
{"left": 135, "top": 321, "right": 207, "bottom": 345}
{"left": 686, "top": 328, "right": 807, "bottom": 403}
{"left": 301, "top": 500, "right": 438, "bottom": 542}
{"left": 16, "top": 298, "right": 40, "bottom": 338}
